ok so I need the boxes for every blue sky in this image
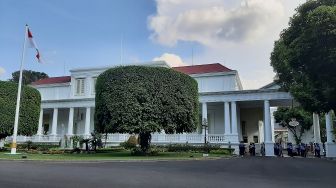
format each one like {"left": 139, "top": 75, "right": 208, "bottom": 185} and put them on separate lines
{"left": 0, "top": 0, "right": 304, "bottom": 89}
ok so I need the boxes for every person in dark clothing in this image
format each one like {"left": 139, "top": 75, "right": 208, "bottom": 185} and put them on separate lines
{"left": 239, "top": 142, "right": 245, "bottom": 156}
{"left": 314, "top": 143, "right": 321, "bottom": 158}
{"left": 300, "top": 143, "right": 306, "bottom": 157}
{"left": 274, "top": 143, "right": 280, "bottom": 156}
{"left": 296, "top": 144, "right": 301, "bottom": 157}
{"left": 249, "top": 142, "right": 256, "bottom": 156}
{"left": 287, "top": 142, "right": 293, "bottom": 157}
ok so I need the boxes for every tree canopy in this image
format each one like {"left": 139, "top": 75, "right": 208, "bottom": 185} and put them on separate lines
{"left": 95, "top": 66, "right": 199, "bottom": 152}
{"left": 0, "top": 81, "right": 41, "bottom": 139}
{"left": 10, "top": 70, "right": 48, "bottom": 85}
{"left": 270, "top": 0, "right": 336, "bottom": 113}
{"left": 273, "top": 107, "right": 313, "bottom": 144}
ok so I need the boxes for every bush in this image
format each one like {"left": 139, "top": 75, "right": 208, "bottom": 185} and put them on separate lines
{"left": 0, "top": 81, "right": 41, "bottom": 137}
{"left": 120, "top": 135, "right": 138, "bottom": 150}
{"left": 166, "top": 143, "right": 232, "bottom": 153}
{"left": 17, "top": 143, "right": 57, "bottom": 151}
{"left": 131, "top": 147, "right": 159, "bottom": 156}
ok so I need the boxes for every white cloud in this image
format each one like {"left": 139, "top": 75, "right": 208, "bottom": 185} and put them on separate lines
{"left": 149, "top": 0, "right": 285, "bottom": 47}
{"left": 148, "top": 0, "right": 305, "bottom": 89}
{"left": 153, "top": 53, "right": 186, "bottom": 67}
{"left": 0, "top": 67, "right": 5, "bottom": 77}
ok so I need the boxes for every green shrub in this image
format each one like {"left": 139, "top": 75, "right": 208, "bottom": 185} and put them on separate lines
{"left": 0, "top": 81, "right": 41, "bottom": 137}
{"left": 166, "top": 143, "right": 227, "bottom": 153}
{"left": 120, "top": 135, "right": 138, "bottom": 150}
{"left": 131, "top": 147, "right": 159, "bottom": 156}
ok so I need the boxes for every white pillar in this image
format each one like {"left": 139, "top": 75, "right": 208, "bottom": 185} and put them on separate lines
{"left": 68, "top": 107, "right": 74, "bottom": 136}
{"left": 51, "top": 108, "right": 58, "bottom": 135}
{"left": 264, "top": 100, "right": 274, "bottom": 156}
{"left": 84, "top": 107, "right": 91, "bottom": 137}
{"left": 224, "top": 102, "right": 231, "bottom": 135}
{"left": 313, "top": 113, "right": 321, "bottom": 143}
{"left": 325, "top": 111, "right": 336, "bottom": 157}
{"left": 202, "top": 102, "right": 208, "bottom": 135}
{"left": 231, "top": 101, "right": 237, "bottom": 134}
{"left": 230, "top": 101, "right": 239, "bottom": 143}
{"left": 326, "top": 112, "right": 334, "bottom": 143}
{"left": 37, "top": 108, "right": 43, "bottom": 136}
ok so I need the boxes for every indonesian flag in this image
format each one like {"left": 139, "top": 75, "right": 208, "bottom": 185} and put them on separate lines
{"left": 27, "top": 28, "right": 42, "bottom": 63}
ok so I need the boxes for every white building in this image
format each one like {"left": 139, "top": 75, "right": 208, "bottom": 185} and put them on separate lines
{"left": 9, "top": 61, "right": 336, "bottom": 157}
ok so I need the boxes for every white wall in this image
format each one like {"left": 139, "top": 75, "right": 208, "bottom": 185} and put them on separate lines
{"left": 240, "top": 107, "right": 263, "bottom": 143}
{"left": 207, "top": 103, "right": 224, "bottom": 134}
{"left": 37, "top": 85, "right": 71, "bottom": 100}
{"left": 194, "top": 74, "right": 239, "bottom": 92}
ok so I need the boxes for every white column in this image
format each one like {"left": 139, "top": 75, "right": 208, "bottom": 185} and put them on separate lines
{"left": 224, "top": 102, "right": 231, "bottom": 135}
{"left": 202, "top": 102, "right": 208, "bottom": 135}
{"left": 313, "top": 113, "right": 321, "bottom": 143}
{"left": 264, "top": 100, "right": 274, "bottom": 156}
{"left": 230, "top": 101, "right": 239, "bottom": 144}
{"left": 325, "top": 111, "right": 336, "bottom": 157}
{"left": 36, "top": 108, "right": 43, "bottom": 136}
{"left": 84, "top": 107, "right": 91, "bottom": 137}
{"left": 67, "top": 107, "right": 74, "bottom": 136}
{"left": 326, "top": 112, "right": 334, "bottom": 143}
{"left": 231, "top": 101, "right": 237, "bottom": 135}
{"left": 51, "top": 108, "right": 58, "bottom": 135}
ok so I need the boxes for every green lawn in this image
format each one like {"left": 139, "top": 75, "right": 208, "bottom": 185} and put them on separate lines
{"left": 0, "top": 150, "right": 230, "bottom": 161}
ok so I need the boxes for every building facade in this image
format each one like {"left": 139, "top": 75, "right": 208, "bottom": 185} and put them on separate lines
{"left": 8, "top": 61, "right": 336, "bottom": 157}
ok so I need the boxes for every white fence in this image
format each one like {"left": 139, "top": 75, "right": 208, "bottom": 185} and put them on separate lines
{"left": 5, "top": 133, "right": 237, "bottom": 145}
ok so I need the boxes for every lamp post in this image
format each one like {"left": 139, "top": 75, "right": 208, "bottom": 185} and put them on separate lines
{"left": 289, "top": 118, "right": 299, "bottom": 127}
{"left": 202, "top": 118, "right": 208, "bottom": 155}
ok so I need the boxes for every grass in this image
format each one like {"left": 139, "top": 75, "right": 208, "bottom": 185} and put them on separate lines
{"left": 0, "top": 150, "right": 230, "bottom": 161}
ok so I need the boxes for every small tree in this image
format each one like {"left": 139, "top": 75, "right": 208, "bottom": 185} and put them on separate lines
{"left": 0, "top": 81, "right": 41, "bottom": 139}
{"left": 95, "top": 66, "right": 199, "bottom": 153}
{"left": 274, "top": 107, "right": 313, "bottom": 144}
{"left": 10, "top": 70, "right": 48, "bottom": 85}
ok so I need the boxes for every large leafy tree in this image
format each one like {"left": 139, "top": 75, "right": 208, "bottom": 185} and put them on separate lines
{"left": 271, "top": 0, "right": 336, "bottom": 113}
{"left": 10, "top": 70, "right": 48, "bottom": 85}
{"left": 0, "top": 81, "right": 41, "bottom": 139}
{"left": 274, "top": 107, "right": 313, "bottom": 144}
{"left": 95, "top": 66, "right": 199, "bottom": 152}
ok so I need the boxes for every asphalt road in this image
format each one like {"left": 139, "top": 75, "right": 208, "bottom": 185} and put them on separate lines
{"left": 0, "top": 157, "right": 334, "bottom": 188}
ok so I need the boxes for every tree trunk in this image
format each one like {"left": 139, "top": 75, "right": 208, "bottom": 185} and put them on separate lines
{"left": 139, "top": 132, "right": 151, "bottom": 153}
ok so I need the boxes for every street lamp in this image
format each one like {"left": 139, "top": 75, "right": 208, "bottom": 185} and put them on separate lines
{"left": 289, "top": 118, "right": 299, "bottom": 127}
{"left": 202, "top": 118, "right": 208, "bottom": 155}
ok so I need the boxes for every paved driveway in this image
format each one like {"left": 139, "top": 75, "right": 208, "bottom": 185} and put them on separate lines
{"left": 0, "top": 157, "right": 334, "bottom": 188}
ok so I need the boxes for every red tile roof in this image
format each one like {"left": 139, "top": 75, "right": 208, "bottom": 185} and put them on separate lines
{"left": 31, "top": 64, "right": 232, "bottom": 85}
{"left": 31, "top": 76, "right": 71, "bottom": 85}
{"left": 173, "top": 63, "right": 232, "bottom": 75}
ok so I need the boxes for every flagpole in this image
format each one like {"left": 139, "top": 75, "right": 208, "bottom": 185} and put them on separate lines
{"left": 11, "top": 24, "right": 28, "bottom": 154}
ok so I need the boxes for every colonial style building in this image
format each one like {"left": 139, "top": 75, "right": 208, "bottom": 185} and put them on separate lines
{"left": 8, "top": 61, "right": 336, "bottom": 157}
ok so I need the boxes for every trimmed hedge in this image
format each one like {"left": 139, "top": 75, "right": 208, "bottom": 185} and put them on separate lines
{"left": 95, "top": 66, "right": 199, "bottom": 150}
{"left": 0, "top": 81, "right": 41, "bottom": 138}
{"left": 165, "top": 143, "right": 234, "bottom": 154}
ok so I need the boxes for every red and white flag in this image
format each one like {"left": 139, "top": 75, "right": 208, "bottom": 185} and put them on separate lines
{"left": 27, "top": 28, "right": 42, "bottom": 63}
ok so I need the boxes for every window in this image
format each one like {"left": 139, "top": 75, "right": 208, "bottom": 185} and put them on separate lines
{"left": 92, "top": 77, "right": 97, "bottom": 94}
{"left": 75, "top": 78, "right": 85, "bottom": 95}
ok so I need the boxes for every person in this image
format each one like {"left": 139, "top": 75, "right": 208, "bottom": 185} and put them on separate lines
{"left": 287, "top": 142, "right": 293, "bottom": 157}
{"left": 278, "top": 142, "right": 283, "bottom": 157}
{"left": 274, "top": 143, "right": 279, "bottom": 156}
{"left": 296, "top": 144, "right": 301, "bottom": 157}
{"left": 239, "top": 141, "right": 245, "bottom": 156}
{"left": 300, "top": 143, "right": 306, "bottom": 157}
{"left": 249, "top": 142, "right": 255, "bottom": 156}
{"left": 314, "top": 143, "right": 321, "bottom": 158}
{"left": 260, "top": 142, "right": 265, "bottom": 157}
